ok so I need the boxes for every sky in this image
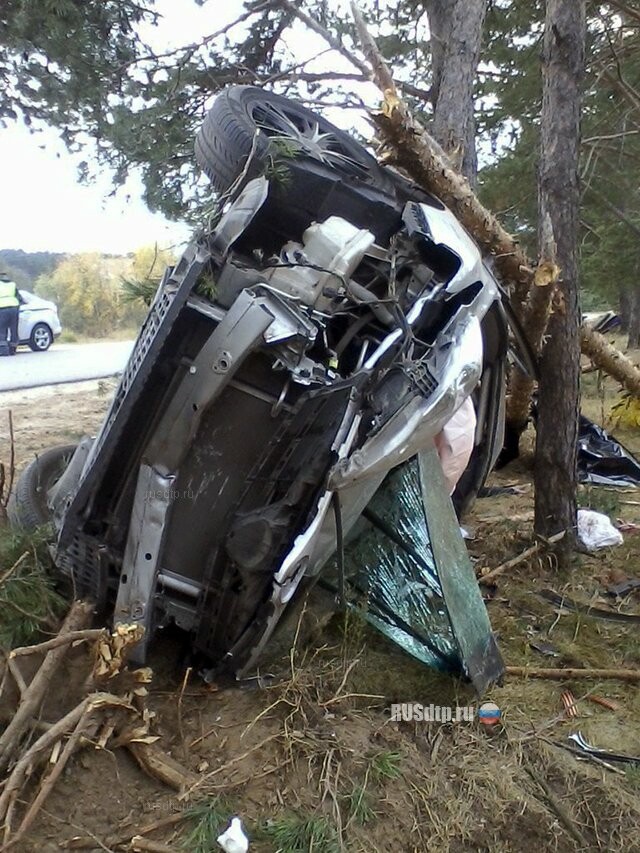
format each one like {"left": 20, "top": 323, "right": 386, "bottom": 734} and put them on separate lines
{"left": 0, "top": 0, "right": 247, "bottom": 255}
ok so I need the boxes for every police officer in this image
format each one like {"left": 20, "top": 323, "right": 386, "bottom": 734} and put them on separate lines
{"left": 0, "top": 272, "right": 20, "bottom": 356}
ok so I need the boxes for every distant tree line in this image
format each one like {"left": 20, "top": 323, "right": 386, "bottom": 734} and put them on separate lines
{"left": 2, "top": 245, "right": 173, "bottom": 338}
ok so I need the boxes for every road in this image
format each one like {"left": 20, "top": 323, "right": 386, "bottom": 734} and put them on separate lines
{"left": 0, "top": 341, "right": 134, "bottom": 392}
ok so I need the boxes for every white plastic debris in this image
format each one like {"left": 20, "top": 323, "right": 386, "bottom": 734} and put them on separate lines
{"left": 577, "top": 509, "right": 623, "bottom": 551}
{"left": 434, "top": 396, "right": 477, "bottom": 495}
{"left": 217, "top": 817, "right": 249, "bottom": 853}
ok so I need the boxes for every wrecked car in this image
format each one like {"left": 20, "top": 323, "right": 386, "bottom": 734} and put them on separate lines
{"left": 10, "top": 87, "right": 516, "bottom": 693}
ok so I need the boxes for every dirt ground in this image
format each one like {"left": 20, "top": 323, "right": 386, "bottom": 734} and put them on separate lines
{"left": 2, "top": 371, "right": 640, "bottom": 852}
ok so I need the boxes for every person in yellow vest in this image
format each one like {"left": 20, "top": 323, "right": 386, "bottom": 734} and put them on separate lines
{"left": 0, "top": 272, "right": 20, "bottom": 356}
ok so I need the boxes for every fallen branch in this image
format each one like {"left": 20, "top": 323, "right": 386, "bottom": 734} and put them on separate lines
{"left": 9, "top": 628, "right": 107, "bottom": 658}
{"left": 0, "top": 607, "right": 197, "bottom": 846}
{"left": 0, "top": 600, "right": 94, "bottom": 774}
{"left": 127, "top": 741, "right": 199, "bottom": 792}
{"left": 3, "top": 702, "right": 99, "bottom": 850}
{"left": 351, "top": 1, "right": 532, "bottom": 308}
{"left": 61, "top": 812, "right": 189, "bottom": 850}
{"left": 0, "top": 692, "right": 133, "bottom": 849}
{"left": 130, "top": 838, "right": 177, "bottom": 853}
{"left": 524, "top": 763, "right": 586, "bottom": 847}
{"left": 580, "top": 324, "right": 640, "bottom": 397}
{"left": 506, "top": 665, "right": 640, "bottom": 683}
{"left": 478, "top": 531, "right": 565, "bottom": 584}
{"left": 506, "top": 212, "right": 559, "bottom": 429}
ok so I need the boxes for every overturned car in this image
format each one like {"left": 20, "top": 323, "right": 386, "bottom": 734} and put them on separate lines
{"left": 10, "top": 87, "right": 517, "bottom": 694}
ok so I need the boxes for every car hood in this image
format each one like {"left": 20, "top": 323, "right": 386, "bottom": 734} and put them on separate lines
{"left": 20, "top": 293, "right": 57, "bottom": 311}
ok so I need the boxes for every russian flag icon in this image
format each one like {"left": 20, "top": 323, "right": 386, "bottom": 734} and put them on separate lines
{"left": 478, "top": 702, "right": 501, "bottom": 725}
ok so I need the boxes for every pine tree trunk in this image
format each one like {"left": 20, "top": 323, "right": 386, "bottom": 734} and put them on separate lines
{"left": 425, "top": 0, "right": 455, "bottom": 106}
{"left": 628, "top": 288, "right": 640, "bottom": 350}
{"left": 619, "top": 288, "right": 630, "bottom": 333}
{"left": 534, "top": 0, "right": 586, "bottom": 551}
{"left": 425, "top": 0, "right": 487, "bottom": 184}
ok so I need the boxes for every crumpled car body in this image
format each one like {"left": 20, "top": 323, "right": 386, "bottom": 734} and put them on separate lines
{"left": 29, "top": 89, "right": 513, "bottom": 693}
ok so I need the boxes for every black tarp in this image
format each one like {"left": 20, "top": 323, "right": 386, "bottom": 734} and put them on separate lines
{"left": 578, "top": 415, "right": 640, "bottom": 486}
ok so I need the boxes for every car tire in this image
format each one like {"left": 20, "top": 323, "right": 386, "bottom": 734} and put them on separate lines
{"left": 196, "top": 87, "right": 408, "bottom": 249}
{"left": 7, "top": 444, "right": 77, "bottom": 531}
{"left": 196, "top": 85, "right": 397, "bottom": 198}
{"left": 29, "top": 323, "right": 53, "bottom": 352}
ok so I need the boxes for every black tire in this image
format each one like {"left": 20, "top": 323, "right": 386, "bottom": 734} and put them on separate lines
{"left": 195, "top": 85, "right": 397, "bottom": 197}
{"left": 196, "top": 87, "right": 408, "bottom": 249}
{"left": 29, "top": 323, "right": 53, "bottom": 352}
{"left": 7, "top": 444, "right": 77, "bottom": 531}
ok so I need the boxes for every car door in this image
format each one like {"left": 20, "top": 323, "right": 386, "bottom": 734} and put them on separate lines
{"left": 17, "top": 290, "right": 34, "bottom": 342}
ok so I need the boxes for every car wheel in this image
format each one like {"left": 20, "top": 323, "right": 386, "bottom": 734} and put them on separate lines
{"left": 196, "top": 87, "right": 407, "bottom": 248}
{"left": 29, "top": 323, "right": 53, "bottom": 352}
{"left": 196, "top": 85, "right": 397, "bottom": 197}
{"left": 7, "top": 444, "right": 77, "bottom": 531}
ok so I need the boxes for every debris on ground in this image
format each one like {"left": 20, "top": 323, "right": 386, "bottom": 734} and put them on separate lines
{"left": 217, "top": 816, "right": 249, "bottom": 852}
{"left": 577, "top": 508, "right": 624, "bottom": 551}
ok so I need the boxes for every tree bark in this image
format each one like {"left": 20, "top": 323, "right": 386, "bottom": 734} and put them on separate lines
{"left": 506, "top": 212, "right": 560, "bottom": 435}
{"left": 628, "top": 288, "right": 640, "bottom": 349}
{"left": 619, "top": 287, "right": 630, "bottom": 333}
{"left": 581, "top": 323, "right": 640, "bottom": 394}
{"left": 533, "top": 0, "right": 585, "bottom": 550}
{"left": 425, "top": 0, "right": 488, "bottom": 184}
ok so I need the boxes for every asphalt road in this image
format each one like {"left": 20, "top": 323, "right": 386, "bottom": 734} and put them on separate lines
{"left": 0, "top": 341, "right": 134, "bottom": 392}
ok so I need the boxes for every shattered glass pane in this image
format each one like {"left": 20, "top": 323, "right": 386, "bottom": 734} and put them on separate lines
{"left": 341, "top": 460, "right": 460, "bottom": 672}
{"left": 325, "top": 447, "right": 503, "bottom": 693}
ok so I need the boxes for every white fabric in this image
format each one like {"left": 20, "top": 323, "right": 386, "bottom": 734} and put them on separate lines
{"left": 434, "top": 396, "right": 477, "bottom": 495}
{"left": 577, "top": 509, "right": 623, "bottom": 551}
{"left": 217, "top": 817, "right": 249, "bottom": 852}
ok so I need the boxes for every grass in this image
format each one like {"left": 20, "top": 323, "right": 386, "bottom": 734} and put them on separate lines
{"left": 368, "top": 750, "right": 403, "bottom": 782}
{"left": 0, "top": 525, "right": 65, "bottom": 649}
{"left": 345, "top": 783, "right": 376, "bottom": 826}
{"left": 577, "top": 484, "right": 621, "bottom": 516}
{"left": 260, "top": 814, "right": 340, "bottom": 853}
{"left": 58, "top": 326, "right": 139, "bottom": 344}
{"left": 625, "top": 766, "right": 640, "bottom": 791}
{"left": 179, "top": 799, "right": 235, "bottom": 852}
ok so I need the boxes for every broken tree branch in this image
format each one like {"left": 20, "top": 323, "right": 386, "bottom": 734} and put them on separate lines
{"left": 350, "top": 1, "right": 533, "bottom": 311}
{"left": 505, "top": 665, "right": 640, "bottom": 683}
{"left": 0, "top": 600, "right": 94, "bottom": 775}
{"left": 524, "top": 762, "right": 586, "bottom": 847}
{"left": 127, "top": 741, "right": 199, "bottom": 792}
{"left": 506, "top": 212, "right": 560, "bottom": 430}
{"left": 130, "top": 838, "right": 177, "bottom": 853}
{"left": 478, "top": 531, "right": 566, "bottom": 584}
{"left": 61, "top": 812, "right": 189, "bottom": 850}
{"left": 580, "top": 324, "right": 640, "bottom": 396}
{"left": 9, "top": 628, "right": 107, "bottom": 658}
{"left": 3, "top": 702, "right": 101, "bottom": 850}
{"left": 0, "top": 692, "right": 133, "bottom": 849}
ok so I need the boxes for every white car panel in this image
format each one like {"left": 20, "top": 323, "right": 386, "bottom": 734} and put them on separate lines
{"left": 17, "top": 290, "right": 62, "bottom": 350}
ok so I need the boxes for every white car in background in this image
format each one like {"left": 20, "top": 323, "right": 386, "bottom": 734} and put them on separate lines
{"left": 18, "top": 290, "right": 62, "bottom": 352}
